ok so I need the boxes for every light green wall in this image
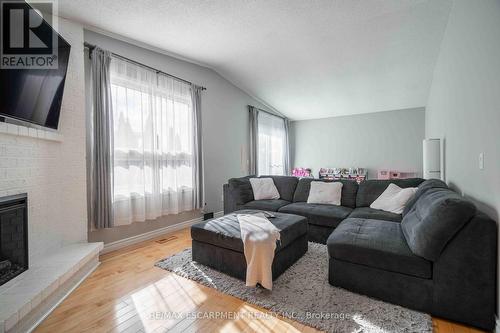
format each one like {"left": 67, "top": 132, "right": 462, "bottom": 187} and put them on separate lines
{"left": 291, "top": 108, "right": 425, "bottom": 179}
{"left": 425, "top": 0, "right": 500, "bottom": 317}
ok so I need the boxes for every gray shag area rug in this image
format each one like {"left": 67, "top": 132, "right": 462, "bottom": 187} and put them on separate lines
{"left": 155, "top": 242, "right": 432, "bottom": 333}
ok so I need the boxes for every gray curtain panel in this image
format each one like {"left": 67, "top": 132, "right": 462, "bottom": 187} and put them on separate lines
{"left": 191, "top": 84, "right": 204, "bottom": 210}
{"left": 248, "top": 105, "right": 259, "bottom": 175}
{"left": 249, "top": 105, "right": 290, "bottom": 176}
{"left": 90, "top": 47, "right": 114, "bottom": 229}
{"left": 284, "top": 118, "right": 291, "bottom": 175}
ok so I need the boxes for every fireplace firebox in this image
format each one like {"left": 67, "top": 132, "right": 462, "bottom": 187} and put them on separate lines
{"left": 0, "top": 193, "right": 28, "bottom": 286}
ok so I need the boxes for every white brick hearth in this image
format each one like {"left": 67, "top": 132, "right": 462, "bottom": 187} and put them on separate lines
{"left": 0, "top": 242, "right": 103, "bottom": 333}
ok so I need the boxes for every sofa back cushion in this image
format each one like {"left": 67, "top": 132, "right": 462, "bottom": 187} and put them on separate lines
{"left": 402, "top": 179, "right": 448, "bottom": 216}
{"left": 228, "top": 176, "right": 254, "bottom": 205}
{"left": 268, "top": 176, "right": 299, "bottom": 202}
{"left": 401, "top": 188, "right": 476, "bottom": 261}
{"left": 293, "top": 178, "right": 358, "bottom": 208}
{"left": 228, "top": 175, "right": 299, "bottom": 205}
{"left": 355, "top": 178, "right": 424, "bottom": 207}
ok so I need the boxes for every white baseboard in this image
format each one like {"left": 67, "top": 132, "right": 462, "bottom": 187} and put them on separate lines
{"left": 101, "top": 211, "right": 224, "bottom": 254}
{"left": 496, "top": 316, "right": 499, "bottom": 333}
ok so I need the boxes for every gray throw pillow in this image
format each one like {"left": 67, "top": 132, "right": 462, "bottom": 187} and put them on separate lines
{"left": 402, "top": 188, "right": 476, "bottom": 261}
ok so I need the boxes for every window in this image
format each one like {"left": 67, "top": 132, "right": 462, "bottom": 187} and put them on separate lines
{"left": 257, "top": 111, "right": 288, "bottom": 175}
{"left": 109, "top": 57, "right": 196, "bottom": 225}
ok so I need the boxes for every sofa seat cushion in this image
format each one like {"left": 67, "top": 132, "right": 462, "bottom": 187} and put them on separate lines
{"left": 278, "top": 202, "right": 352, "bottom": 228}
{"left": 240, "top": 199, "right": 291, "bottom": 212}
{"left": 348, "top": 207, "right": 402, "bottom": 222}
{"left": 191, "top": 210, "right": 308, "bottom": 253}
{"left": 327, "top": 218, "right": 432, "bottom": 279}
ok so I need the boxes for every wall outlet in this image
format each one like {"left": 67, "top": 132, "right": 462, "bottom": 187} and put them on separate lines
{"left": 203, "top": 212, "right": 214, "bottom": 220}
{"left": 479, "top": 152, "right": 485, "bottom": 170}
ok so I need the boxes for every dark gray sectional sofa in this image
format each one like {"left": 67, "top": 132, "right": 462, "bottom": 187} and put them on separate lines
{"left": 222, "top": 175, "right": 497, "bottom": 330}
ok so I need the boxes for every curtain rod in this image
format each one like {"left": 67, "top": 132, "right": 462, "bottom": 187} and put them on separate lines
{"left": 84, "top": 42, "right": 206, "bottom": 91}
{"left": 250, "top": 105, "right": 287, "bottom": 119}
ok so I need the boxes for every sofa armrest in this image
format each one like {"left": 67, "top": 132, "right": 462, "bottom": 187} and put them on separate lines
{"left": 432, "top": 212, "right": 497, "bottom": 330}
{"left": 223, "top": 183, "right": 237, "bottom": 214}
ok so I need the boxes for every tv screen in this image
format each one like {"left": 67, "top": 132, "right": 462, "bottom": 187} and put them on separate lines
{"left": 0, "top": 4, "right": 71, "bottom": 130}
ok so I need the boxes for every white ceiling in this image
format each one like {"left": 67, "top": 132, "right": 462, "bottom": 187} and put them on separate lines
{"left": 57, "top": 0, "right": 452, "bottom": 120}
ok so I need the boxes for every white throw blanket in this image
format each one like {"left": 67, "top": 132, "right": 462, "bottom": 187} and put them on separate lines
{"left": 237, "top": 213, "right": 281, "bottom": 290}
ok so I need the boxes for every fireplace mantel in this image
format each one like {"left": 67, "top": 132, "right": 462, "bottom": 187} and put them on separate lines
{"left": 0, "top": 122, "right": 63, "bottom": 142}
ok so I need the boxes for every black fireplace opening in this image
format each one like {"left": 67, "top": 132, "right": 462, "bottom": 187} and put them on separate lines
{"left": 0, "top": 193, "right": 28, "bottom": 286}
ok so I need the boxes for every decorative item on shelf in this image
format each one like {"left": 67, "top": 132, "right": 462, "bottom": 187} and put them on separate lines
{"left": 292, "top": 167, "right": 312, "bottom": 178}
{"left": 390, "top": 171, "right": 401, "bottom": 179}
{"left": 398, "top": 171, "right": 418, "bottom": 179}
{"left": 378, "top": 170, "right": 390, "bottom": 180}
{"left": 378, "top": 170, "right": 418, "bottom": 180}
{"left": 319, "top": 167, "right": 367, "bottom": 183}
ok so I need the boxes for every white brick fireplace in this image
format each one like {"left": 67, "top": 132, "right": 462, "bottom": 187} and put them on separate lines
{"left": 0, "top": 18, "right": 102, "bottom": 333}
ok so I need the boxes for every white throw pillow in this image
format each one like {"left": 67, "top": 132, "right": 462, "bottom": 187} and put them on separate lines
{"left": 249, "top": 178, "right": 280, "bottom": 200}
{"left": 370, "top": 183, "right": 417, "bottom": 214}
{"left": 307, "top": 181, "right": 343, "bottom": 205}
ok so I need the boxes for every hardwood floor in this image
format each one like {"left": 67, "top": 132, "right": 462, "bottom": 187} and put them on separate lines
{"left": 35, "top": 228, "right": 486, "bottom": 333}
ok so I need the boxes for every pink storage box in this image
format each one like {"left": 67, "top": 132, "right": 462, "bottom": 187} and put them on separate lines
{"left": 378, "top": 170, "right": 390, "bottom": 180}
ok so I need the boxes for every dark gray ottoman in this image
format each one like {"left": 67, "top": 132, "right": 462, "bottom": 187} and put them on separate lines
{"left": 191, "top": 209, "right": 308, "bottom": 281}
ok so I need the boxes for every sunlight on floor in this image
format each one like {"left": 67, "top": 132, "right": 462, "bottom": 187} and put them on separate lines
{"left": 217, "top": 303, "right": 304, "bottom": 333}
{"left": 131, "top": 273, "right": 210, "bottom": 332}
{"left": 33, "top": 228, "right": 478, "bottom": 333}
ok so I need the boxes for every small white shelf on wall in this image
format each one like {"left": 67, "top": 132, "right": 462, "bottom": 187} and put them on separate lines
{"left": 0, "top": 122, "right": 63, "bottom": 142}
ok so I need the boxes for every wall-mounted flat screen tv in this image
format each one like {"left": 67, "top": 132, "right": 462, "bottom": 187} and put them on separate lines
{"left": 0, "top": 2, "right": 71, "bottom": 130}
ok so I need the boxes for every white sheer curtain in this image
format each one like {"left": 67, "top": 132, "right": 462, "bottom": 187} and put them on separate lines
{"left": 109, "top": 57, "right": 196, "bottom": 226}
{"left": 257, "top": 111, "right": 287, "bottom": 175}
